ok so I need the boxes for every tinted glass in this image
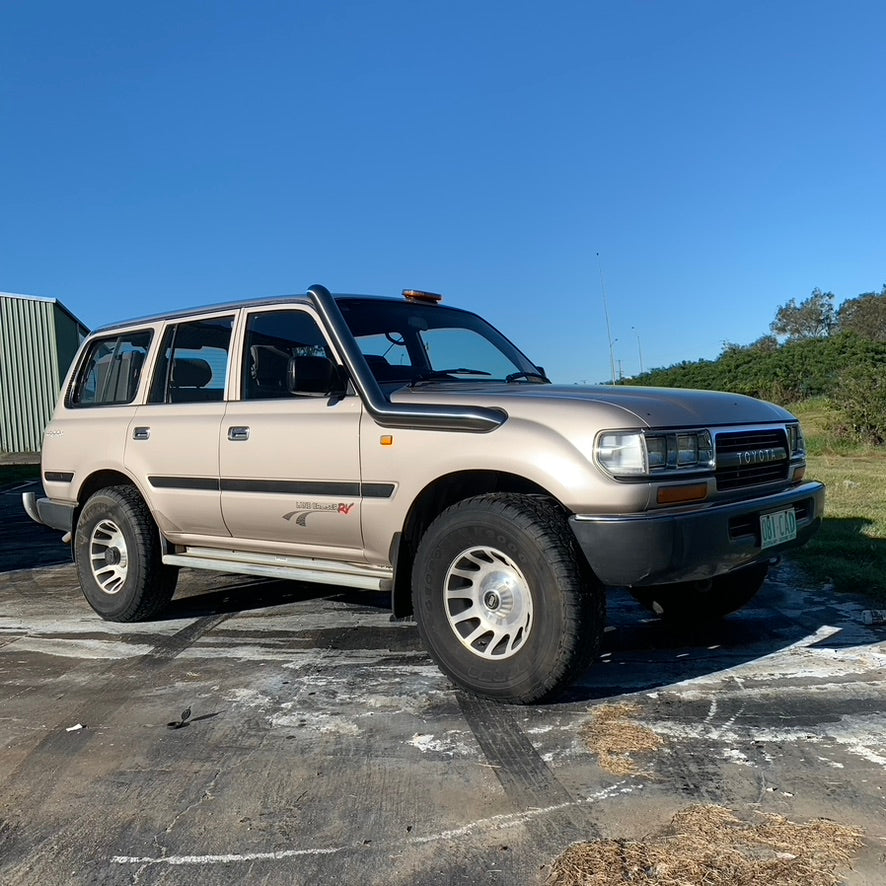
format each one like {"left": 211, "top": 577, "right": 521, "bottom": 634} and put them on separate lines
{"left": 337, "top": 299, "right": 537, "bottom": 383}
{"left": 242, "top": 310, "right": 331, "bottom": 399}
{"left": 70, "top": 331, "right": 152, "bottom": 406}
{"left": 148, "top": 316, "right": 234, "bottom": 404}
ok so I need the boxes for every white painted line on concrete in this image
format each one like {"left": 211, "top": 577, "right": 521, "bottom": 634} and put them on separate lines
{"left": 113, "top": 845, "right": 352, "bottom": 865}
{"left": 111, "top": 783, "right": 634, "bottom": 866}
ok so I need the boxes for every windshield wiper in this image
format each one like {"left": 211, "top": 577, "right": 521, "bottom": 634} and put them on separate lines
{"left": 410, "top": 368, "right": 492, "bottom": 387}
{"left": 505, "top": 370, "right": 550, "bottom": 384}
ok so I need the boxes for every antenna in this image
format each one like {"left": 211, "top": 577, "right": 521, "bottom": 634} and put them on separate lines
{"left": 597, "top": 253, "right": 617, "bottom": 384}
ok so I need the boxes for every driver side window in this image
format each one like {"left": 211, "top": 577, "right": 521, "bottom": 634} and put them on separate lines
{"left": 242, "top": 310, "right": 332, "bottom": 400}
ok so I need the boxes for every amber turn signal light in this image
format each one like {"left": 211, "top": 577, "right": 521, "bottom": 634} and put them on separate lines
{"left": 403, "top": 289, "right": 443, "bottom": 304}
{"left": 657, "top": 483, "right": 708, "bottom": 505}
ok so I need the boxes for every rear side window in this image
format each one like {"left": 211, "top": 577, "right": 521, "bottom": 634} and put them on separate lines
{"left": 69, "top": 331, "right": 152, "bottom": 407}
{"left": 148, "top": 316, "right": 234, "bottom": 404}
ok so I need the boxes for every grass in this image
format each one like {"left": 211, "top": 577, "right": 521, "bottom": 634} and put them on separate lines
{"left": 546, "top": 805, "right": 862, "bottom": 886}
{"left": 581, "top": 703, "right": 663, "bottom": 776}
{"left": 788, "top": 399, "right": 886, "bottom": 603}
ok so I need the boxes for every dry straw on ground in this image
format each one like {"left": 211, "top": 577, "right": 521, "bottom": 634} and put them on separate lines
{"left": 581, "top": 703, "right": 664, "bottom": 776}
{"left": 546, "top": 804, "right": 863, "bottom": 886}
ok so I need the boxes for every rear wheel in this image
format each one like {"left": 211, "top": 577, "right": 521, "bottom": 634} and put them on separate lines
{"left": 411, "top": 494, "right": 604, "bottom": 703}
{"left": 74, "top": 485, "right": 178, "bottom": 622}
{"left": 629, "top": 562, "right": 769, "bottom": 623}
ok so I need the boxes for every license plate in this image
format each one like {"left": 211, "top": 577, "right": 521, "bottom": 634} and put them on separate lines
{"left": 760, "top": 507, "right": 797, "bottom": 549}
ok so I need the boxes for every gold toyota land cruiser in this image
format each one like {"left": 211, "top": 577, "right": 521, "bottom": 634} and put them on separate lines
{"left": 23, "top": 284, "right": 825, "bottom": 702}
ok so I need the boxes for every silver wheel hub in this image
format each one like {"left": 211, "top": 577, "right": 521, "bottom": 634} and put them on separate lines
{"left": 443, "top": 546, "right": 533, "bottom": 660}
{"left": 88, "top": 519, "right": 129, "bottom": 595}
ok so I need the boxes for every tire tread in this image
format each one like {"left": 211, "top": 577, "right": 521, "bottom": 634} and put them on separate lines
{"left": 413, "top": 493, "right": 604, "bottom": 703}
{"left": 75, "top": 485, "right": 177, "bottom": 622}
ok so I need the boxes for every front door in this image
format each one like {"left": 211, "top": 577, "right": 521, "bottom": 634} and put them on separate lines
{"left": 219, "top": 307, "right": 365, "bottom": 558}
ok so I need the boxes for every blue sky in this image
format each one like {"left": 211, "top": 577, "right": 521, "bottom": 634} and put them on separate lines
{"left": 2, "top": 1, "right": 884, "bottom": 384}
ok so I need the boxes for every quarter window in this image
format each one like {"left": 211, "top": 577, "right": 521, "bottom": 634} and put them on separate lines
{"left": 148, "top": 316, "right": 234, "bottom": 404}
{"left": 70, "top": 331, "right": 152, "bottom": 407}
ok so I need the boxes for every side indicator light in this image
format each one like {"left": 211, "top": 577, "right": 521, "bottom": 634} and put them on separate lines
{"left": 380, "top": 435, "right": 393, "bottom": 446}
{"left": 657, "top": 483, "right": 708, "bottom": 505}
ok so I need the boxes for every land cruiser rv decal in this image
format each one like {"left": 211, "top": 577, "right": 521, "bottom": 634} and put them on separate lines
{"left": 282, "top": 502, "right": 355, "bottom": 527}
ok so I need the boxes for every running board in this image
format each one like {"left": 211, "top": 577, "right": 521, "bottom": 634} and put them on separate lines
{"left": 162, "top": 546, "right": 393, "bottom": 592}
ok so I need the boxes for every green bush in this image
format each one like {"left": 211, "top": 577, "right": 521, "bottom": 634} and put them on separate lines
{"left": 628, "top": 332, "right": 886, "bottom": 416}
{"left": 829, "top": 362, "right": 886, "bottom": 445}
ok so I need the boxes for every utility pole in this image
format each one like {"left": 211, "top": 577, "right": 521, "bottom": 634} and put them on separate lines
{"left": 597, "top": 253, "right": 617, "bottom": 384}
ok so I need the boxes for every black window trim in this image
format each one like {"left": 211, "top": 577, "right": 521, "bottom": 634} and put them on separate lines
{"left": 66, "top": 328, "right": 155, "bottom": 409}
{"left": 148, "top": 313, "right": 236, "bottom": 405}
{"left": 239, "top": 305, "right": 343, "bottom": 402}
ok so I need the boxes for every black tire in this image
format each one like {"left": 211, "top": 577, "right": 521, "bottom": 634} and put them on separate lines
{"left": 629, "top": 562, "right": 769, "bottom": 623}
{"left": 74, "top": 485, "right": 178, "bottom": 622}
{"left": 411, "top": 494, "right": 604, "bottom": 704}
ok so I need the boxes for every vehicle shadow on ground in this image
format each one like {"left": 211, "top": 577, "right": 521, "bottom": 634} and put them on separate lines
{"left": 153, "top": 571, "right": 883, "bottom": 706}
{"left": 0, "top": 480, "right": 71, "bottom": 573}
{"left": 560, "top": 579, "right": 884, "bottom": 704}
{"left": 160, "top": 576, "right": 391, "bottom": 620}
{"left": 8, "top": 478, "right": 877, "bottom": 706}
{"left": 791, "top": 515, "right": 885, "bottom": 596}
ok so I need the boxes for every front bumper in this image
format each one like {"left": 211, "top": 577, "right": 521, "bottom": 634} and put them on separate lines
{"left": 569, "top": 481, "right": 825, "bottom": 587}
{"left": 22, "top": 492, "right": 75, "bottom": 533}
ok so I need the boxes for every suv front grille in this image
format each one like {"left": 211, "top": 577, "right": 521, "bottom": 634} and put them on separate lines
{"left": 715, "top": 428, "right": 789, "bottom": 491}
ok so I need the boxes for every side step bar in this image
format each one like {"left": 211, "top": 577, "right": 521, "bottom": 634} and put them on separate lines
{"left": 162, "top": 546, "right": 393, "bottom": 592}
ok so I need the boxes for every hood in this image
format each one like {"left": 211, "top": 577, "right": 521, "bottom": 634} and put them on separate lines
{"left": 389, "top": 383, "right": 795, "bottom": 429}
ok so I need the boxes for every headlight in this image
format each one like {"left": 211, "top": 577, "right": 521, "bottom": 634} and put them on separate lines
{"left": 596, "top": 432, "right": 647, "bottom": 475}
{"left": 595, "top": 429, "right": 714, "bottom": 479}
{"left": 786, "top": 422, "right": 805, "bottom": 457}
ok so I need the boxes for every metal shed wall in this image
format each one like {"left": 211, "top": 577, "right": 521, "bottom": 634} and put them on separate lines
{"left": 0, "top": 294, "right": 87, "bottom": 454}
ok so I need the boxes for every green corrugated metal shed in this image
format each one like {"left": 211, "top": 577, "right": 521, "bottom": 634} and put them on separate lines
{"left": 0, "top": 292, "right": 89, "bottom": 454}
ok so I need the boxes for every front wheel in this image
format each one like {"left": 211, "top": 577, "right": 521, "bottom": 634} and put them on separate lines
{"left": 74, "top": 485, "right": 178, "bottom": 622}
{"left": 411, "top": 494, "right": 604, "bottom": 704}
{"left": 629, "top": 562, "right": 769, "bottom": 623}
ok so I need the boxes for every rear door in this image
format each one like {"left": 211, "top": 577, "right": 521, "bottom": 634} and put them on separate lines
{"left": 124, "top": 313, "right": 235, "bottom": 538}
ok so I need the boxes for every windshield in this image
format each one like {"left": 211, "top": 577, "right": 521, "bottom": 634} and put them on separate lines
{"left": 336, "top": 298, "right": 544, "bottom": 385}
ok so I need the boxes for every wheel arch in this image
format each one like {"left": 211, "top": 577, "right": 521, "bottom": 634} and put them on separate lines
{"left": 390, "top": 469, "right": 566, "bottom": 618}
{"left": 73, "top": 470, "right": 151, "bottom": 559}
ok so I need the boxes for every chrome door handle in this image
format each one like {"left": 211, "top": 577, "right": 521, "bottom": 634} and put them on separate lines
{"left": 227, "top": 426, "right": 250, "bottom": 441}
{"left": 132, "top": 426, "right": 151, "bottom": 440}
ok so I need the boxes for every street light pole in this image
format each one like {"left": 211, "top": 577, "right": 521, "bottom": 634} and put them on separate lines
{"left": 633, "top": 326, "right": 644, "bottom": 375}
{"left": 597, "top": 253, "right": 617, "bottom": 384}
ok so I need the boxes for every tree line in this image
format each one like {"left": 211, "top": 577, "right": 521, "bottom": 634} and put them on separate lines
{"left": 625, "top": 286, "right": 886, "bottom": 444}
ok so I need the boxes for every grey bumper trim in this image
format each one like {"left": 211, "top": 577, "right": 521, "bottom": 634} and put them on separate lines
{"left": 22, "top": 492, "right": 76, "bottom": 533}
{"left": 570, "top": 481, "right": 825, "bottom": 587}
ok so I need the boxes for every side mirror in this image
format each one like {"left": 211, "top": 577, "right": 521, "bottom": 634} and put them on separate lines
{"left": 287, "top": 355, "right": 346, "bottom": 397}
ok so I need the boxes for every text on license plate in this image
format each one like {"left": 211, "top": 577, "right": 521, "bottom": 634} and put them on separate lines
{"left": 760, "top": 507, "right": 797, "bottom": 549}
